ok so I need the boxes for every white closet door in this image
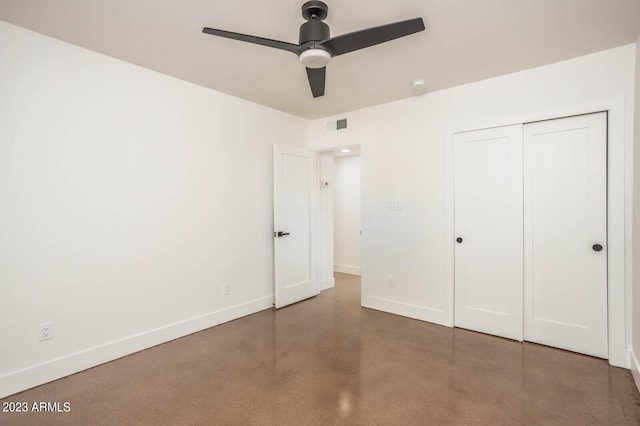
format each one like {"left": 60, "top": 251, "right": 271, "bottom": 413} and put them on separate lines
{"left": 454, "top": 125, "right": 523, "bottom": 341}
{"left": 523, "top": 112, "right": 607, "bottom": 358}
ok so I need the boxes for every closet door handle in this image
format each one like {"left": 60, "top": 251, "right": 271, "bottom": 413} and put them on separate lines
{"left": 592, "top": 244, "right": 603, "bottom": 252}
{"left": 456, "top": 237, "right": 463, "bottom": 243}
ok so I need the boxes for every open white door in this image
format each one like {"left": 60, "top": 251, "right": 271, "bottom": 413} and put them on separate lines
{"left": 274, "top": 144, "right": 318, "bottom": 309}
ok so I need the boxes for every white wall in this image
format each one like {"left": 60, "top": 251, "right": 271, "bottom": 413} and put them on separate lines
{"left": 310, "top": 44, "right": 635, "bottom": 367}
{"left": 0, "top": 21, "right": 308, "bottom": 398}
{"left": 333, "top": 155, "right": 361, "bottom": 275}
{"left": 631, "top": 33, "right": 640, "bottom": 389}
{"left": 319, "top": 152, "right": 335, "bottom": 290}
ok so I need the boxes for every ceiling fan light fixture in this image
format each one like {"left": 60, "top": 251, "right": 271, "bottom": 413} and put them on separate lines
{"left": 299, "top": 49, "right": 331, "bottom": 69}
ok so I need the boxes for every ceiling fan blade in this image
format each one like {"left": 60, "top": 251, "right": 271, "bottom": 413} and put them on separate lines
{"left": 306, "top": 67, "right": 326, "bottom": 98}
{"left": 202, "top": 27, "right": 303, "bottom": 55}
{"left": 318, "top": 18, "right": 425, "bottom": 57}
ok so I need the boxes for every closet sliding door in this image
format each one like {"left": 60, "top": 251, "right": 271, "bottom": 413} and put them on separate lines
{"left": 523, "top": 112, "right": 608, "bottom": 358}
{"left": 454, "top": 125, "right": 523, "bottom": 341}
{"left": 453, "top": 112, "right": 608, "bottom": 358}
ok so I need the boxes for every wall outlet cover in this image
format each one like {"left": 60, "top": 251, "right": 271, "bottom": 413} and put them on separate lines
{"left": 39, "top": 322, "right": 53, "bottom": 341}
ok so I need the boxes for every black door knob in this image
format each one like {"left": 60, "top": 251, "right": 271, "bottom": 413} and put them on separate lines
{"left": 456, "top": 237, "right": 463, "bottom": 243}
{"left": 592, "top": 244, "right": 603, "bottom": 252}
{"left": 276, "top": 231, "right": 290, "bottom": 237}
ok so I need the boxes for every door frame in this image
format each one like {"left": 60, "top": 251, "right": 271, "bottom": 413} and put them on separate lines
{"left": 445, "top": 99, "right": 629, "bottom": 368}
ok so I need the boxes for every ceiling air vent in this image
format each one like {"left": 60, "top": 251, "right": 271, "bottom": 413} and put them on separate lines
{"left": 325, "top": 118, "right": 348, "bottom": 133}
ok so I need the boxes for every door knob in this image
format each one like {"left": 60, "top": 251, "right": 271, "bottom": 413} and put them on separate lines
{"left": 276, "top": 231, "right": 290, "bottom": 237}
{"left": 592, "top": 244, "right": 603, "bottom": 252}
{"left": 456, "top": 237, "right": 463, "bottom": 243}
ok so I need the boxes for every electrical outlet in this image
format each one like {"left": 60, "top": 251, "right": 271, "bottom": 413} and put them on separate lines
{"left": 223, "top": 282, "right": 230, "bottom": 296}
{"left": 388, "top": 276, "right": 395, "bottom": 288}
{"left": 39, "top": 321, "right": 53, "bottom": 341}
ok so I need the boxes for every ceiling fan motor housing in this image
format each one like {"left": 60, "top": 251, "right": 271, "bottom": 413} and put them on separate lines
{"left": 299, "top": 20, "right": 330, "bottom": 46}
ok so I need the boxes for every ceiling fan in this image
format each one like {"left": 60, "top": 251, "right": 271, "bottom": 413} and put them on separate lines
{"left": 202, "top": 1, "right": 425, "bottom": 98}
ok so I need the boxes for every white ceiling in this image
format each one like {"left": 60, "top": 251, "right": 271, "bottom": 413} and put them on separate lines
{"left": 1, "top": 0, "right": 639, "bottom": 119}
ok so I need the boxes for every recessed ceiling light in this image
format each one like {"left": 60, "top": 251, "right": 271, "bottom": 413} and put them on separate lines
{"left": 411, "top": 79, "right": 426, "bottom": 89}
{"left": 341, "top": 149, "right": 351, "bottom": 153}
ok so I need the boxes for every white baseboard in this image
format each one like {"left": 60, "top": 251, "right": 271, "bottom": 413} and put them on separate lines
{"left": 334, "top": 264, "right": 361, "bottom": 276}
{"left": 0, "top": 295, "right": 274, "bottom": 399}
{"left": 631, "top": 350, "right": 640, "bottom": 393}
{"left": 363, "top": 295, "right": 446, "bottom": 326}
{"left": 321, "top": 277, "right": 335, "bottom": 291}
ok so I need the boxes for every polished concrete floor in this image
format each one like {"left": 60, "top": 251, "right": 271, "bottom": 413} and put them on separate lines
{"left": 2, "top": 273, "right": 640, "bottom": 425}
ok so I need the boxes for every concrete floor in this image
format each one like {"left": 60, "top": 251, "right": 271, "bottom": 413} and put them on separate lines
{"left": 2, "top": 273, "right": 639, "bottom": 425}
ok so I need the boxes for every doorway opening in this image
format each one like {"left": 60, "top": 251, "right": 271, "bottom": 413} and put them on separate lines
{"left": 318, "top": 145, "right": 362, "bottom": 298}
